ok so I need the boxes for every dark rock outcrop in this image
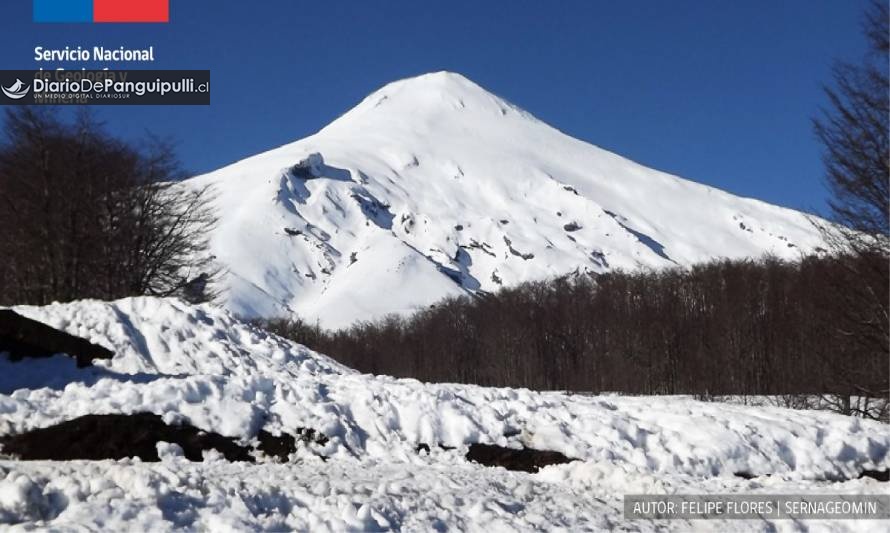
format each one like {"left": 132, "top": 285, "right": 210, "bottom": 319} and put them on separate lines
{"left": 0, "top": 310, "right": 113, "bottom": 367}
{"left": 0, "top": 413, "right": 252, "bottom": 462}
{"left": 415, "top": 443, "right": 455, "bottom": 454}
{"left": 563, "top": 222, "right": 582, "bottom": 232}
{"left": 256, "top": 430, "right": 297, "bottom": 461}
{"left": 859, "top": 469, "right": 890, "bottom": 482}
{"left": 465, "top": 443, "right": 575, "bottom": 473}
{"left": 0, "top": 413, "right": 328, "bottom": 463}
{"left": 256, "top": 428, "right": 328, "bottom": 461}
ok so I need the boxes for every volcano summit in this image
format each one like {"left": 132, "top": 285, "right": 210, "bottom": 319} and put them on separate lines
{"left": 186, "top": 72, "right": 825, "bottom": 329}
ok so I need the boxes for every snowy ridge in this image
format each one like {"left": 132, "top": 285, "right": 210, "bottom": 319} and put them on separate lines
{"left": 1, "top": 297, "right": 888, "bottom": 531}
{"left": 186, "top": 72, "right": 828, "bottom": 328}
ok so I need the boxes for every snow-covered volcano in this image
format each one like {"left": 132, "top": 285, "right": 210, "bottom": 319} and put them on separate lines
{"left": 188, "top": 72, "right": 825, "bottom": 328}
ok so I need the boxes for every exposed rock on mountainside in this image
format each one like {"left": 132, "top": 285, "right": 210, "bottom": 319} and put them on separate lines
{"left": 184, "top": 72, "right": 827, "bottom": 329}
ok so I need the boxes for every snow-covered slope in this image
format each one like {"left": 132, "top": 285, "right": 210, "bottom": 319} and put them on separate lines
{"left": 186, "top": 72, "right": 826, "bottom": 329}
{"left": 1, "top": 298, "right": 887, "bottom": 531}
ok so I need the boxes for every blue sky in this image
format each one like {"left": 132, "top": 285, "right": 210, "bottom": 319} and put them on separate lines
{"left": 0, "top": 0, "right": 871, "bottom": 213}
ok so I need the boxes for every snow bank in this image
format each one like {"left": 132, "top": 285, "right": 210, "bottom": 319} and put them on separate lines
{"left": 1, "top": 297, "right": 886, "bottom": 484}
{"left": 1, "top": 296, "right": 888, "bottom": 530}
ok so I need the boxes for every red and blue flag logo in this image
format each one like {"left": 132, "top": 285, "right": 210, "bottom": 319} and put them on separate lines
{"left": 34, "top": 0, "right": 169, "bottom": 23}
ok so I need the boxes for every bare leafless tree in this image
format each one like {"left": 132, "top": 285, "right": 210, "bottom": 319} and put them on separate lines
{"left": 0, "top": 107, "right": 217, "bottom": 306}
{"left": 811, "top": 0, "right": 889, "bottom": 413}
{"left": 815, "top": 1, "right": 888, "bottom": 243}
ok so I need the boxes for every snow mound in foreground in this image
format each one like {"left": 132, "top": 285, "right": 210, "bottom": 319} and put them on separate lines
{"left": 1, "top": 297, "right": 888, "bottom": 484}
{"left": 3, "top": 458, "right": 888, "bottom": 532}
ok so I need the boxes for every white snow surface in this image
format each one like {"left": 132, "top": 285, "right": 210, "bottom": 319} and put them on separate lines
{"left": 1, "top": 297, "right": 888, "bottom": 531}
{"left": 185, "top": 71, "right": 829, "bottom": 329}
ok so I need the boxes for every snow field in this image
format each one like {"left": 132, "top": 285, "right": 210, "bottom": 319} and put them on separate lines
{"left": 0, "top": 296, "right": 887, "bottom": 531}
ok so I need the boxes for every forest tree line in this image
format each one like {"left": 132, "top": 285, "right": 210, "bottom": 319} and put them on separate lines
{"left": 260, "top": 252, "right": 889, "bottom": 419}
